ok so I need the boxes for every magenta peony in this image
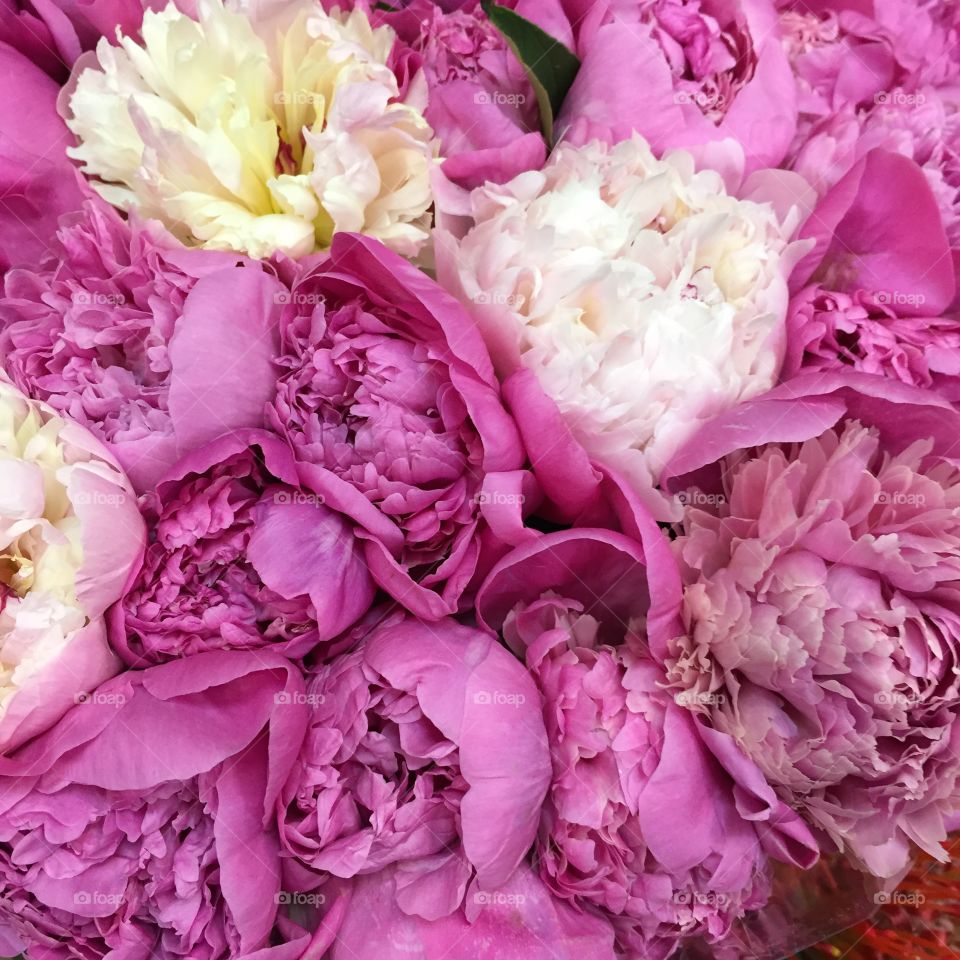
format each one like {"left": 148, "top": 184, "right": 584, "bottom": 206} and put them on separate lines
{"left": 0, "top": 0, "right": 192, "bottom": 79}
{"left": 784, "top": 285, "right": 960, "bottom": 400}
{"left": 112, "top": 430, "right": 374, "bottom": 665}
{"left": 477, "top": 522, "right": 818, "bottom": 958}
{"left": 785, "top": 149, "right": 960, "bottom": 393}
{"left": 278, "top": 612, "right": 551, "bottom": 917}
{"left": 172, "top": 232, "right": 529, "bottom": 619}
{"left": 0, "top": 651, "right": 309, "bottom": 960}
{"left": 780, "top": 0, "right": 960, "bottom": 244}
{"left": 371, "top": 0, "right": 545, "bottom": 189}
{"left": 271, "top": 235, "right": 528, "bottom": 618}
{"left": 663, "top": 372, "right": 960, "bottom": 878}
{"left": 539, "top": 0, "right": 799, "bottom": 173}
{"left": 0, "top": 200, "right": 250, "bottom": 492}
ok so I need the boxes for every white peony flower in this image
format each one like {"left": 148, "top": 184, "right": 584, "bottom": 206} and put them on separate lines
{"left": 65, "top": 0, "right": 438, "bottom": 259}
{"left": 439, "top": 135, "right": 806, "bottom": 516}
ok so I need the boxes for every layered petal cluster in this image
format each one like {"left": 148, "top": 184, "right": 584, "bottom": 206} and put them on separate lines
{"left": 64, "top": 0, "right": 438, "bottom": 258}
{"left": 440, "top": 135, "right": 804, "bottom": 516}
{"left": 0, "top": 382, "right": 143, "bottom": 753}
{"left": 113, "top": 431, "right": 373, "bottom": 665}
{"left": 542, "top": 0, "right": 798, "bottom": 172}
{"left": 780, "top": 0, "right": 960, "bottom": 245}
{"left": 0, "top": 200, "right": 244, "bottom": 491}
{"left": 663, "top": 374, "right": 960, "bottom": 878}
{"left": 477, "top": 527, "right": 818, "bottom": 959}
{"left": 278, "top": 614, "right": 551, "bottom": 918}
{"left": 372, "top": 0, "right": 544, "bottom": 189}
{"left": 784, "top": 285, "right": 960, "bottom": 400}
{"left": 263, "top": 233, "right": 527, "bottom": 619}
{"left": 784, "top": 149, "right": 960, "bottom": 394}
{"left": 0, "top": 652, "right": 309, "bottom": 960}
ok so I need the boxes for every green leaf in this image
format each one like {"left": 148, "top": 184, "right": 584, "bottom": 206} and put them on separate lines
{"left": 481, "top": 1, "right": 581, "bottom": 142}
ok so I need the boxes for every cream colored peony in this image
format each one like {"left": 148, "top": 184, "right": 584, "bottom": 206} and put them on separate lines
{"left": 439, "top": 135, "right": 806, "bottom": 517}
{"left": 65, "top": 0, "right": 437, "bottom": 259}
{"left": 0, "top": 383, "right": 145, "bottom": 752}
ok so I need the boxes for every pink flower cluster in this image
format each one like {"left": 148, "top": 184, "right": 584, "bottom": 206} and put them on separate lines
{"left": 0, "top": 0, "right": 957, "bottom": 959}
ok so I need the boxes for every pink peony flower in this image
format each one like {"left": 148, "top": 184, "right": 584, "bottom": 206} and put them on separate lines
{"left": 784, "top": 285, "right": 960, "bottom": 400}
{"left": 174, "top": 232, "right": 529, "bottom": 619}
{"left": 320, "top": 863, "right": 617, "bottom": 960}
{"left": 542, "top": 0, "right": 799, "bottom": 173}
{"left": 0, "top": 199, "right": 249, "bottom": 492}
{"left": 662, "top": 372, "right": 960, "bottom": 878}
{"left": 278, "top": 612, "right": 551, "bottom": 918}
{"left": 0, "top": 651, "right": 309, "bottom": 960}
{"left": 0, "top": 381, "right": 144, "bottom": 754}
{"left": 790, "top": 89, "right": 960, "bottom": 245}
{"left": 779, "top": 0, "right": 960, "bottom": 108}
{"left": 112, "top": 430, "right": 374, "bottom": 665}
{"left": 780, "top": 1, "right": 960, "bottom": 245}
{"left": 371, "top": 0, "right": 546, "bottom": 189}
{"left": 785, "top": 150, "right": 960, "bottom": 393}
{"left": 477, "top": 523, "right": 818, "bottom": 959}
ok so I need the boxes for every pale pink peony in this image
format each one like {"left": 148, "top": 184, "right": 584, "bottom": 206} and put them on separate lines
{"left": 790, "top": 88, "right": 960, "bottom": 245}
{"left": 663, "top": 373, "right": 960, "bottom": 878}
{"left": 439, "top": 134, "right": 806, "bottom": 518}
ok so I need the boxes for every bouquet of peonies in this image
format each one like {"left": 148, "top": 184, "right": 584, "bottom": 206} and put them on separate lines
{"left": 0, "top": 0, "right": 958, "bottom": 958}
